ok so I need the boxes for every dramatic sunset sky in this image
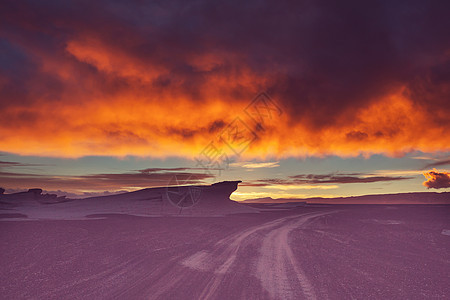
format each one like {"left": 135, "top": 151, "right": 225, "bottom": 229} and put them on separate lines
{"left": 1, "top": 0, "right": 449, "bottom": 200}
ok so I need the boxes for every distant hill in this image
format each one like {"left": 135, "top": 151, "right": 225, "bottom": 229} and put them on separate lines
{"left": 0, "top": 181, "right": 257, "bottom": 220}
{"left": 242, "top": 192, "right": 450, "bottom": 204}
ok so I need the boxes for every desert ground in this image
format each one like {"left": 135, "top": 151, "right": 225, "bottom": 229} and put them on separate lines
{"left": 1, "top": 200, "right": 449, "bottom": 299}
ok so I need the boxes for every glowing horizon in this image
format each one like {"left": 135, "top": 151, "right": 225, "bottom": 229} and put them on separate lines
{"left": 0, "top": 0, "right": 449, "bottom": 199}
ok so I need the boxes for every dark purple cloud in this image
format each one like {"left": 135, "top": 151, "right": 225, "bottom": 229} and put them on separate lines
{"left": 138, "top": 167, "right": 222, "bottom": 173}
{"left": 0, "top": 160, "right": 41, "bottom": 168}
{"left": 423, "top": 170, "right": 450, "bottom": 189}
{"left": 0, "top": 167, "right": 214, "bottom": 192}
{"left": 242, "top": 173, "right": 413, "bottom": 187}
{"left": 423, "top": 159, "right": 450, "bottom": 169}
{"left": 1, "top": 0, "right": 449, "bottom": 115}
{"left": 0, "top": 0, "right": 449, "bottom": 158}
{"left": 0, "top": 161, "right": 24, "bottom": 167}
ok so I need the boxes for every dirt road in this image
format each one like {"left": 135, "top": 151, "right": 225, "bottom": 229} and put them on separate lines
{"left": 1, "top": 206, "right": 449, "bottom": 299}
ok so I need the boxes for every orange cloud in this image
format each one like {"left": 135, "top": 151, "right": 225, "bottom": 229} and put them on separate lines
{"left": 423, "top": 169, "right": 450, "bottom": 189}
{"left": 0, "top": 68, "right": 448, "bottom": 159}
{"left": 1, "top": 1, "right": 449, "bottom": 159}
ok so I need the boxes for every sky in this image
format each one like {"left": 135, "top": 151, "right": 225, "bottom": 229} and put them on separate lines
{"left": 0, "top": 0, "right": 449, "bottom": 200}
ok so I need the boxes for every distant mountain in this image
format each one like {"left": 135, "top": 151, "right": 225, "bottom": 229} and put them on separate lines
{"left": 242, "top": 192, "right": 450, "bottom": 204}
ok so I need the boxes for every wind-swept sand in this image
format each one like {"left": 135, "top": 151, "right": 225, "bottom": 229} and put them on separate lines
{"left": 1, "top": 204, "right": 449, "bottom": 299}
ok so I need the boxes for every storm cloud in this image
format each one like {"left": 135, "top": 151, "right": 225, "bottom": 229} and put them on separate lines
{"left": 0, "top": 0, "right": 449, "bottom": 158}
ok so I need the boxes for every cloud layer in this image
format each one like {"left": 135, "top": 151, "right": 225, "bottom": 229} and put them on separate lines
{"left": 0, "top": 162, "right": 214, "bottom": 194}
{"left": 242, "top": 173, "right": 413, "bottom": 187}
{"left": 1, "top": 0, "right": 449, "bottom": 158}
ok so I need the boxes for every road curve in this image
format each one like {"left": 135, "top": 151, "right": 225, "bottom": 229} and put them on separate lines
{"left": 2, "top": 206, "right": 449, "bottom": 299}
{"left": 158, "top": 211, "right": 337, "bottom": 300}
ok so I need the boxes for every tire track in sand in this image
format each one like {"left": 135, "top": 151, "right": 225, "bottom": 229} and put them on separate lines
{"left": 256, "top": 211, "right": 334, "bottom": 299}
{"left": 183, "top": 211, "right": 337, "bottom": 299}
